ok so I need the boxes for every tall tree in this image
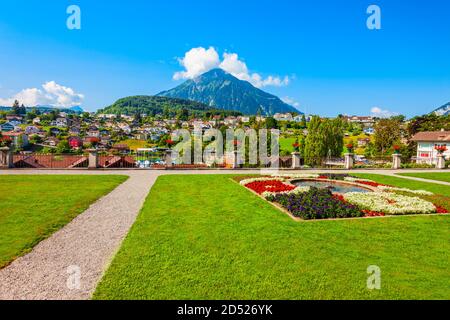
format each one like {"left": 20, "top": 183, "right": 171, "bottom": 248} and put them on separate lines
{"left": 300, "top": 114, "right": 307, "bottom": 128}
{"left": 373, "top": 118, "right": 402, "bottom": 155}
{"left": 303, "top": 117, "right": 344, "bottom": 166}
{"left": 12, "top": 100, "right": 20, "bottom": 115}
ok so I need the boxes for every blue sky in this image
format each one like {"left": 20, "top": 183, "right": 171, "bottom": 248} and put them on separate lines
{"left": 0, "top": 0, "right": 449, "bottom": 117}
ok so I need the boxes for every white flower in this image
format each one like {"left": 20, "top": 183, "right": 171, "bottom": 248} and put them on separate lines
{"left": 262, "top": 186, "right": 311, "bottom": 199}
{"left": 239, "top": 177, "right": 284, "bottom": 186}
{"left": 344, "top": 177, "right": 374, "bottom": 183}
{"left": 343, "top": 192, "right": 436, "bottom": 215}
{"left": 376, "top": 186, "right": 433, "bottom": 196}
{"left": 271, "top": 173, "right": 320, "bottom": 179}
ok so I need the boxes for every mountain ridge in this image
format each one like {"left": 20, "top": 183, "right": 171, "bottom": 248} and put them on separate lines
{"left": 97, "top": 95, "right": 241, "bottom": 118}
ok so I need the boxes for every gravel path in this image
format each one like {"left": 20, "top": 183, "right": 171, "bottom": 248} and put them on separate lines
{"left": 0, "top": 171, "right": 158, "bottom": 300}
{"left": 0, "top": 168, "right": 447, "bottom": 300}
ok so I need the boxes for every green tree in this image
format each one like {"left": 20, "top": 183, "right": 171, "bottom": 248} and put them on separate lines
{"left": 303, "top": 117, "right": 344, "bottom": 166}
{"left": 56, "top": 140, "right": 71, "bottom": 154}
{"left": 300, "top": 114, "right": 307, "bottom": 128}
{"left": 373, "top": 118, "right": 402, "bottom": 155}
{"left": 12, "top": 100, "right": 20, "bottom": 115}
{"left": 264, "top": 117, "right": 278, "bottom": 129}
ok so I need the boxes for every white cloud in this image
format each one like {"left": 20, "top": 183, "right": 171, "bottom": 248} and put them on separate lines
{"left": 173, "top": 47, "right": 220, "bottom": 80}
{"left": 370, "top": 107, "right": 399, "bottom": 118}
{"left": 282, "top": 96, "right": 300, "bottom": 108}
{"left": 0, "top": 81, "right": 84, "bottom": 107}
{"left": 174, "top": 47, "right": 290, "bottom": 88}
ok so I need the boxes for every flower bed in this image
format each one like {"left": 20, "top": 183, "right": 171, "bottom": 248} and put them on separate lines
{"left": 238, "top": 175, "right": 445, "bottom": 220}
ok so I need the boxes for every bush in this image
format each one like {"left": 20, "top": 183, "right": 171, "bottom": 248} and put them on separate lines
{"left": 401, "top": 163, "right": 435, "bottom": 169}
{"left": 318, "top": 173, "right": 351, "bottom": 180}
{"left": 268, "top": 187, "right": 364, "bottom": 220}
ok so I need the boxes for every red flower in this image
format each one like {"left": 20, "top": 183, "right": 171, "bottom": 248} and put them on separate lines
{"left": 292, "top": 143, "right": 300, "bottom": 148}
{"left": 245, "top": 180, "right": 296, "bottom": 195}
{"left": 435, "top": 145, "right": 447, "bottom": 153}
{"left": 346, "top": 143, "right": 354, "bottom": 149}
{"left": 435, "top": 206, "right": 449, "bottom": 214}
{"left": 355, "top": 180, "right": 389, "bottom": 188}
{"left": 363, "top": 210, "right": 385, "bottom": 217}
{"left": 332, "top": 194, "right": 346, "bottom": 202}
{"left": 166, "top": 139, "right": 174, "bottom": 146}
{"left": 318, "top": 175, "right": 328, "bottom": 179}
{"left": 393, "top": 145, "right": 401, "bottom": 150}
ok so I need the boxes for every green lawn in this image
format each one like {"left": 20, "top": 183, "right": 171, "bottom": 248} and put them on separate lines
{"left": 279, "top": 137, "right": 296, "bottom": 153}
{"left": 94, "top": 174, "right": 450, "bottom": 300}
{"left": 396, "top": 172, "right": 450, "bottom": 184}
{"left": 0, "top": 175, "right": 128, "bottom": 269}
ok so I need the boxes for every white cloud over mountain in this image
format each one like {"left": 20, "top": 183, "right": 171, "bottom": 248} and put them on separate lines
{"left": 282, "top": 96, "right": 300, "bottom": 108}
{"left": 370, "top": 107, "right": 399, "bottom": 118}
{"left": 0, "top": 81, "right": 84, "bottom": 107}
{"left": 174, "top": 47, "right": 290, "bottom": 88}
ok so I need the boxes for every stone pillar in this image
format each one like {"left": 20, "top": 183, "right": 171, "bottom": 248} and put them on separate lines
{"left": 165, "top": 149, "right": 173, "bottom": 167}
{"left": 344, "top": 153, "right": 354, "bottom": 170}
{"left": 392, "top": 153, "right": 402, "bottom": 169}
{"left": 292, "top": 152, "right": 301, "bottom": 169}
{"left": 436, "top": 154, "right": 446, "bottom": 169}
{"left": 0, "top": 147, "right": 13, "bottom": 168}
{"left": 87, "top": 149, "right": 99, "bottom": 169}
{"left": 231, "top": 151, "right": 239, "bottom": 169}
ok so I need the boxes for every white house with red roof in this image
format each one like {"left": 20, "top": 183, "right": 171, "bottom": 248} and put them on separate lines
{"left": 410, "top": 130, "right": 450, "bottom": 164}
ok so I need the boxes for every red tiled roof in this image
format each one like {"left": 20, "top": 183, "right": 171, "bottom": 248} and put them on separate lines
{"left": 410, "top": 131, "right": 450, "bottom": 142}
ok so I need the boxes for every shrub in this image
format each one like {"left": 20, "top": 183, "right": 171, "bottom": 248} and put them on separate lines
{"left": 317, "top": 173, "right": 351, "bottom": 180}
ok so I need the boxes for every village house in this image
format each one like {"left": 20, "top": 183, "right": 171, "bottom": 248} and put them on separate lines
{"left": 411, "top": 130, "right": 450, "bottom": 164}
{"left": 69, "top": 126, "right": 81, "bottom": 135}
{"left": 25, "top": 126, "right": 41, "bottom": 135}
{"left": 357, "top": 138, "right": 371, "bottom": 147}
{"left": 342, "top": 115, "right": 375, "bottom": 127}
{"left": 224, "top": 116, "right": 238, "bottom": 126}
{"left": 49, "top": 128, "right": 61, "bottom": 136}
{"left": 97, "top": 114, "right": 117, "bottom": 120}
{"left": 51, "top": 117, "right": 70, "bottom": 128}
{"left": 87, "top": 126, "right": 100, "bottom": 137}
{"left": 1, "top": 122, "right": 16, "bottom": 132}
{"left": 68, "top": 136, "right": 83, "bottom": 150}
{"left": 238, "top": 116, "right": 250, "bottom": 123}
{"left": 44, "top": 137, "right": 60, "bottom": 147}
{"left": 5, "top": 115, "right": 23, "bottom": 123}
{"left": 273, "top": 113, "right": 293, "bottom": 122}
{"left": 32, "top": 117, "right": 41, "bottom": 125}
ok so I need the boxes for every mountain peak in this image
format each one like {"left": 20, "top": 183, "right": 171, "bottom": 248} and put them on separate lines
{"left": 158, "top": 69, "right": 301, "bottom": 115}
{"left": 431, "top": 102, "right": 450, "bottom": 116}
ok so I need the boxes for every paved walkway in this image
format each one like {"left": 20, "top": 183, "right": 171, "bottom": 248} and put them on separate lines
{"left": 0, "top": 168, "right": 448, "bottom": 300}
